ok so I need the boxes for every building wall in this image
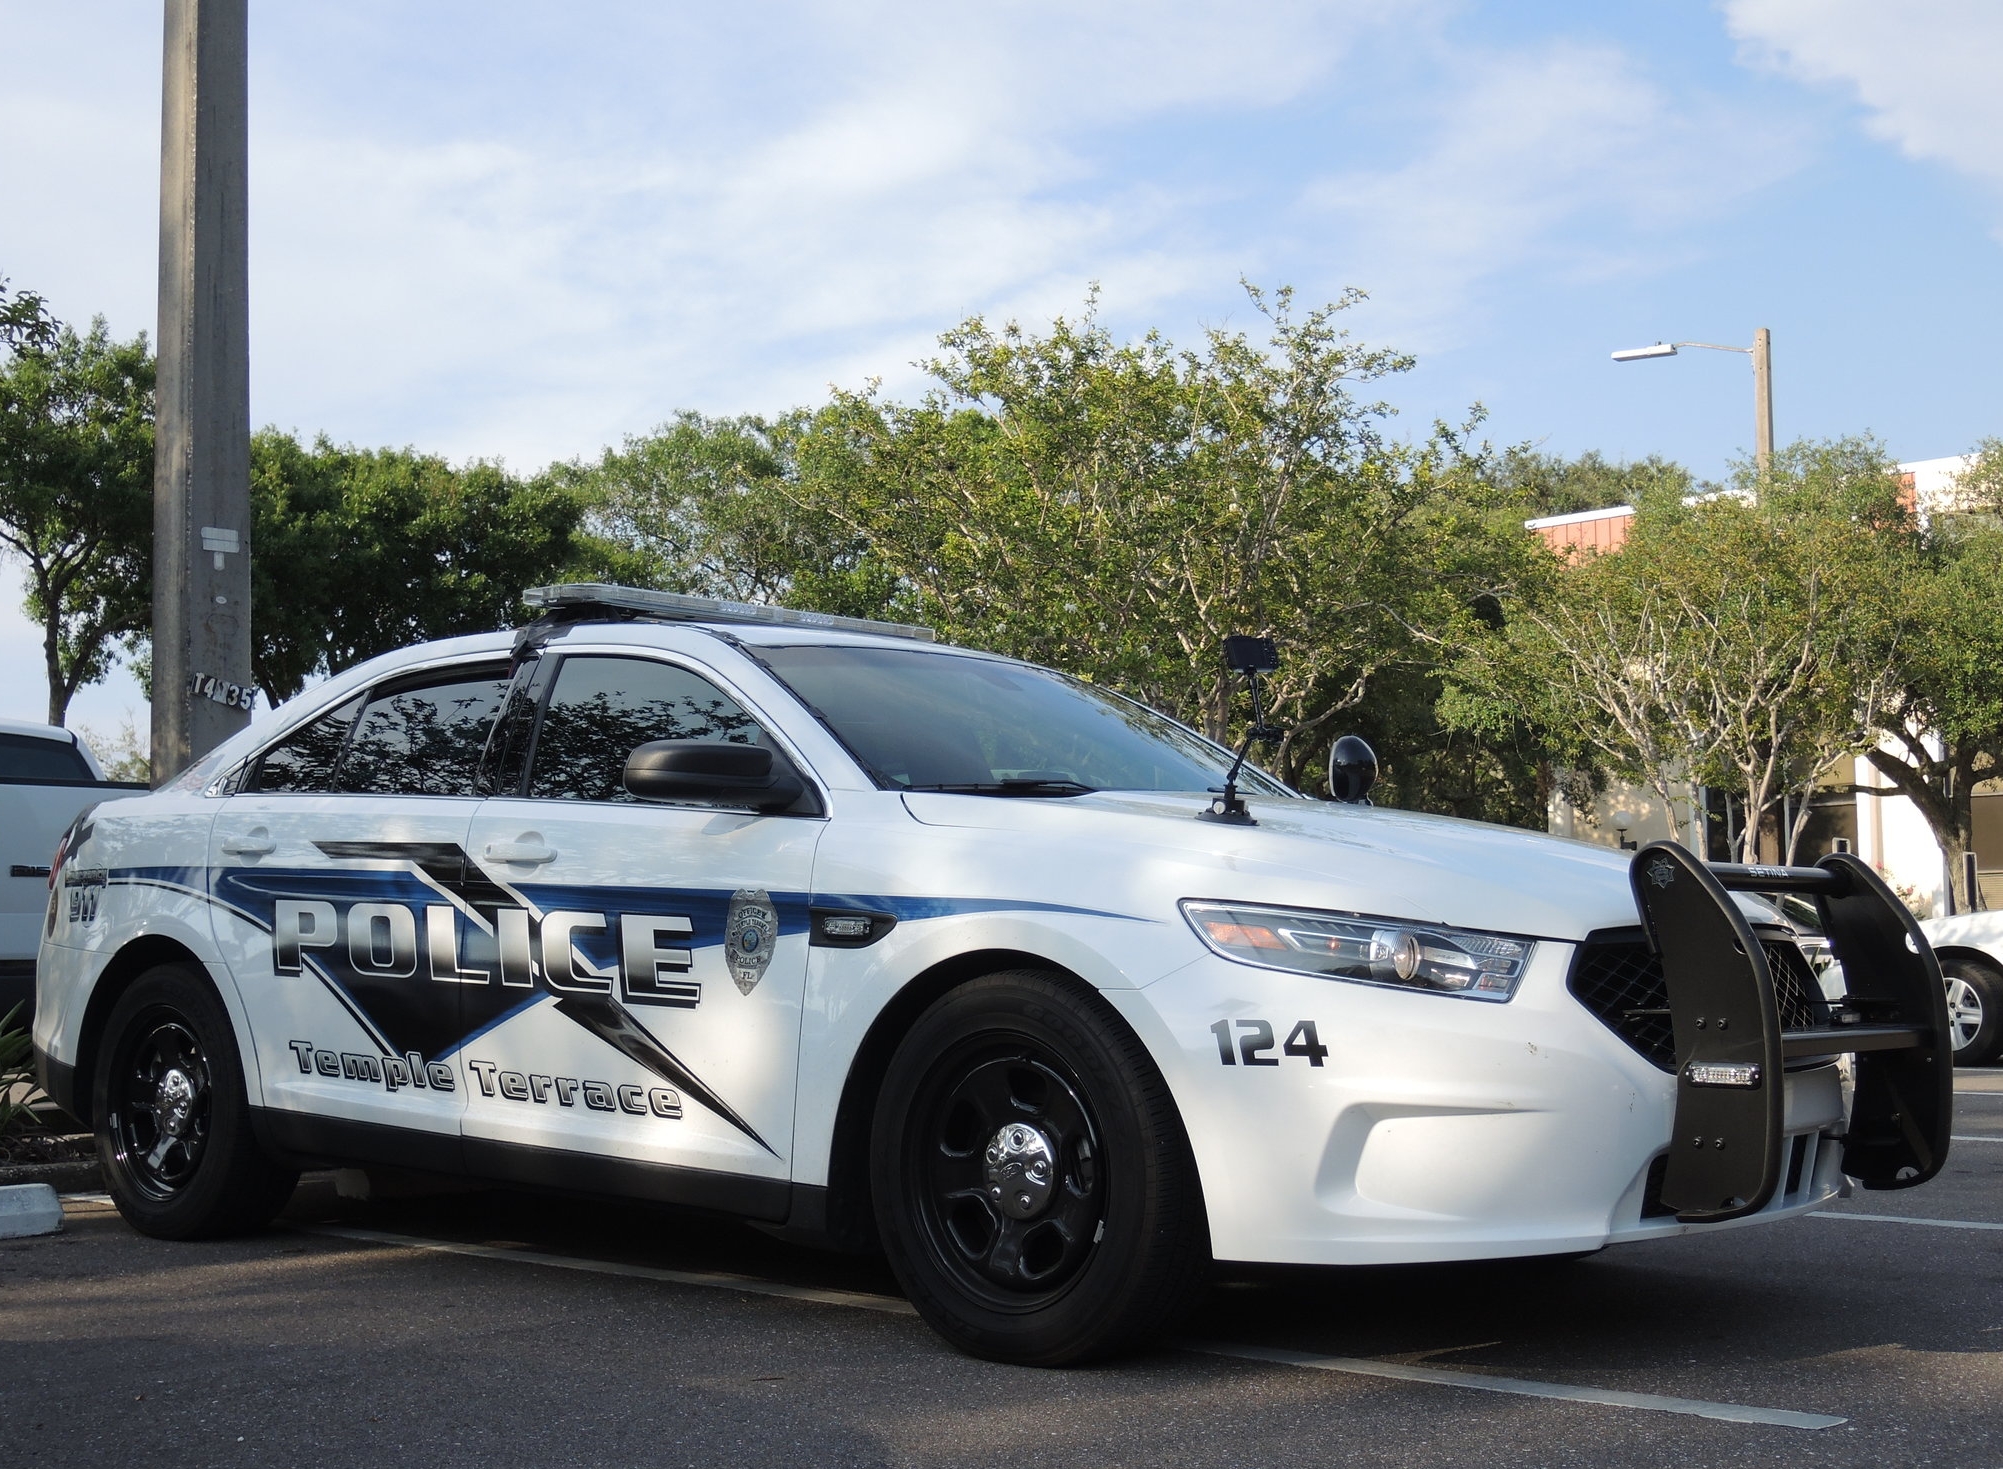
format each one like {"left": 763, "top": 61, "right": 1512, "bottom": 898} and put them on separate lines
{"left": 1854, "top": 755, "right": 1948, "bottom": 917}
{"left": 1525, "top": 505, "right": 1634, "bottom": 557}
{"left": 1547, "top": 776, "right": 1701, "bottom": 852}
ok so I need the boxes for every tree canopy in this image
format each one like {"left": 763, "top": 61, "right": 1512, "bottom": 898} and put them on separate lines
{"left": 1489, "top": 447, "right": 1703, "bottom": 519}
{"left": 1855, "top": 439, "right": 2003, "bottom": 905}
{"left": 0, "top": 276, "right": 56, "bottom": 353}
{"left": 10, "top": 266, "right": 1997, "bottom": 894}
{"left": 764, "top": 285, "right": 1542, "bottom": 790}
{"left": 250, "top": 431, "right": 593, "bottom": 701}
{"left": 1446, "top": 439, "right": 1914, "bottom": 862}
{"left": 0, "top": 313, "right": 155, "bottom": 725}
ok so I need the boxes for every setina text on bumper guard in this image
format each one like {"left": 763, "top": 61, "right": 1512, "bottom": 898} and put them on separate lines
{"left": 1630, "top": 843, "right": 1952, "bottom": 1223}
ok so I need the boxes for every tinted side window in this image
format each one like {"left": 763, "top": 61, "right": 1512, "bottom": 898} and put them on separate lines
{"left": 529, "top": 655, "right": 762, "bottom": 802}
{"left": 249, "top": 696, "right": 363, "bottom": 793}
{"left": 337, "top": 671, "right": 509, "bottom": 797}
{"left": 0, "top": 732, "right": 94, "bottom": 783}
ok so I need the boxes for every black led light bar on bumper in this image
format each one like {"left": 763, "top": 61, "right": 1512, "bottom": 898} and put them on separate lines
{"left": 1628, "top": 842, "right": 1951, "bottom": 1224}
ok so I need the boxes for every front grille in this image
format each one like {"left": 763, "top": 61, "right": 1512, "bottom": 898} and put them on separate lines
{"left": 1569, "top": 929, "right": 1832, "bottom": 1071}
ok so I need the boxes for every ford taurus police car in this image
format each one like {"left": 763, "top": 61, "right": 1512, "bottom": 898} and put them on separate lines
{"left": 32, "top": 584, "right": 1954, "bottom": 1365}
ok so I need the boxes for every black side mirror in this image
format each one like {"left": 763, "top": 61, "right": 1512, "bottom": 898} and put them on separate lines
{"left": 1327, "top": 735, "right": 1377, "bottom": 805}
{"left": 623, "top": 740, "right": 806, "bottom": 813}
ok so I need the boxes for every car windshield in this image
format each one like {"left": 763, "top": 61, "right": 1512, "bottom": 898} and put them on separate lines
{"left": 752, "top": 644, "right": 1293, "bottom": 798}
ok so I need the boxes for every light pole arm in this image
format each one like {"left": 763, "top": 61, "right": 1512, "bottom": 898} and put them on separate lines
{"left": 1611, "top": 332, "right": 1774, "bottom": 478}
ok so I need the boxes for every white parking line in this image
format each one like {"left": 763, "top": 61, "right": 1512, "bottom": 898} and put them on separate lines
{"left": 1184, "top": 1342, "right": 1845, "bottom": 1430}
{"left": 296, "top": 1221, "right": 1843, "bottom": 1431}
{"left": 1951, "top": 1135, "right": 2003, "bottom": 1142}
{"left": 297, "top": 1224, "right": 919, "bottom": 1315}
{"left": 1814, "top": 1212, "right": 2003, "bottom": 1232}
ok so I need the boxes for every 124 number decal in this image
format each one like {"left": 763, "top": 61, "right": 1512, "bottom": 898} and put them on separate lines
{"left": 1209, "top": 1018, "right": 1328, "bottom": 1067}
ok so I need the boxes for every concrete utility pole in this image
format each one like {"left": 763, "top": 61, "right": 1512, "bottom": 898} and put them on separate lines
{"left": 152, "top": 0, "right": 253, "bottom": 784}
{"left": 1751, "top": 327, "right": 1773, "bottom": 477}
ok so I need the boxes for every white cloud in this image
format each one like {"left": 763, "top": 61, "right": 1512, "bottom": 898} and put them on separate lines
{"left": 1724, "top": 0, "right": 2003, "bottom": 205}
{"left": 1300, "top": 40, "right": 1806, "bottom": 346}
{"left": 239, "top": 0, "right": 1397, "bottom": 467}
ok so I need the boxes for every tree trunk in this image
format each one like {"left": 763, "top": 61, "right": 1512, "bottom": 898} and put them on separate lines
{"left": 42, "top": 602, "right": 66, "bottom": 727}
{"left": 1866, "top": 741, "right": 1982, "bottom": 912}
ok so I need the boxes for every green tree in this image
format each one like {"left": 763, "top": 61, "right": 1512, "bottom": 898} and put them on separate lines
{"left": 1489, "top": 447, "right": 1702, "bottom": 519}
{"left": 554, "top": 411, "right": 895, "bottom": 618}
{"left": 1858, "top": 440, "right": 2003, "bottom": 908}
{"left": 1346, "top": 662, "right": 1576, "bottom": 829}
{"left": 788, "top": 284, "right": 1537, "bottom": 789}
{"left": 249, "top": 432, "right": 591, "bottom": 701}
{"left": 0, "top": 276, "right": 56, "bottom": 353}
{"left": 0, "top": 312, "right": 155, "bottom": 725}
{"left": 1447, "top": 439, "right": 1908, "bottom": 861}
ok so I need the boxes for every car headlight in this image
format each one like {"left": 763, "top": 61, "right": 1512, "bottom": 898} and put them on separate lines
{"left": 1180, "top": 900, "right": 1534, "bottom": 1002}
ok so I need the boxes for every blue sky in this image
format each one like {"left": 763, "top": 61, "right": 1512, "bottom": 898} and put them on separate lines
{"left": 2, "top": 0, "right": 2000, "bottom": 738}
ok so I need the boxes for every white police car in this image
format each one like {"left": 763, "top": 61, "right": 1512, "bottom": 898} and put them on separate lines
{"left": 32, "top": 585, "right": 1954, "bottom": 1364}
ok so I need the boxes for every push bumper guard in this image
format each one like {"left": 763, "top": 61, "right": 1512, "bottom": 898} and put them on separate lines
{"left": 1630, "top": 842, "right": 1951, "bottom": 1223}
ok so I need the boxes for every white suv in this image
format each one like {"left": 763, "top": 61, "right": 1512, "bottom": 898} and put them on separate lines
{"left": 33, "top": 585, "right": 1955, "bottom": 1363}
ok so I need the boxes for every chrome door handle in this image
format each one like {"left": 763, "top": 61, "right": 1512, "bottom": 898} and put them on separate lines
{"left": 483, "top": 840, "right": 556, "bottom": 865}
{"left": 221, "top": 831, "right": 274, "bottom": 857}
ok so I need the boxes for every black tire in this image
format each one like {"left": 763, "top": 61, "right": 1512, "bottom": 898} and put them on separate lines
{"left": 870, "top": 971, "right": 1208, "bottom": 1365}
{"left": 93, "top": 963, "right": 298, "bottom": 1238}
{"left": 1944, "top": 957, "right": 2003, "bottom": 1067}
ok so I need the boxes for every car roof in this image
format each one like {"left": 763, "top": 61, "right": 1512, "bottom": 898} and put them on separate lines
{"left": 551, "top": 618, "right": 1035, "bottom": 671}
{"left": 0, "top": 717, "right": 81, "bottom": 744}
{"left": 0, "top": 718, "right": 104, "bottom": 779}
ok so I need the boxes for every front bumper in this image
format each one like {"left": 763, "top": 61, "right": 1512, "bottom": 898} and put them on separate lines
{"left": 1115, "top": 847, "right": 1944, "bottom": 1267}
{"left": 1120, "top": 941, "right": 1706, "bottom": 1265}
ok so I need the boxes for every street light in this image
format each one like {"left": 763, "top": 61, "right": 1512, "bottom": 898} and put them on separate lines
{"left": 1611, "top": 329, "right": 1774, "bottom": 477}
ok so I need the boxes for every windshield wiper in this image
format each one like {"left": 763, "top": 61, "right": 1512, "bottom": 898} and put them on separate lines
{"left": 902, "top": 779, "right": 1098, "bottom": 797}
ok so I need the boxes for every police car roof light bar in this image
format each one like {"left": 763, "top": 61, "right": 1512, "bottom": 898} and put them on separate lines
{"left": 522, "top": 583, "right": 937, "bottom": 643}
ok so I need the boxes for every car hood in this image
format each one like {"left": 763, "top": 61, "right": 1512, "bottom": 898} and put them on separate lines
{"left": 1921, "top": 909, "right": 2003, "bottom": 950}
{"left": 900, "top": 789, "right": 1654, "bottom": 941}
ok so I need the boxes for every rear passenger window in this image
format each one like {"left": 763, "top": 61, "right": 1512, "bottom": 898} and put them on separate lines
{"left": 0, "top": 732, "right": 93, "bottom": 783}
{"left": 336, "top": 670, "right": 509, "bottom": 797}
{"left": 529, "top": 655, "right": 763, "bottom": 802}
{"left": 249, "top": 696, "right": 363, "bottom": 793}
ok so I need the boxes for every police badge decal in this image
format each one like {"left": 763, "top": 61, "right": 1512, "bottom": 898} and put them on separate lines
{"left": 726, "top": 888, "right": 778, "bottom": 995}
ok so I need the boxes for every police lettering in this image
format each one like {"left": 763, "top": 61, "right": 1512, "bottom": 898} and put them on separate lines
{"left": 272, "top": 899, "right": 702, "bottom": 1008}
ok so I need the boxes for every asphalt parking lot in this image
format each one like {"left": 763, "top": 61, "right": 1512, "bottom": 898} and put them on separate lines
{"left": 4, "top": 1073, "right": 2000, "bottom": 1469}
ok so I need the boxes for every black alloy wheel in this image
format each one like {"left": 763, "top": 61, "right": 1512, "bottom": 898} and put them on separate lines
{"left": 872, "top": 971, "right": 1208, "bottom": 1365}
{"left": 912, "top": 1048, "right": 1104, "bottom": 1306}
{"left": 109, "top": 1014, "right": 213, "bottom": 1200}
{"left": 94, "top": 964, "right": 298, "bottom": 1239}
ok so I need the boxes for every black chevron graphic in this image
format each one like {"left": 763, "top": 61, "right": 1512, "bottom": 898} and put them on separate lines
{"left": 304, "top": 839, "right": 768, "bottom": 1150}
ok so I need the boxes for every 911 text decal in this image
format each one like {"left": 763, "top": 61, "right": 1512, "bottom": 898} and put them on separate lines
{"left": 1209, "top": 1018, "right": 1328, "bottom": 1067}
